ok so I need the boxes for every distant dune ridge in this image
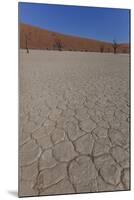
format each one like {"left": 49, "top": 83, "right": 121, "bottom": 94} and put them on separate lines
{"left": 20, "top": 23, "right": 129, "bottom": 53}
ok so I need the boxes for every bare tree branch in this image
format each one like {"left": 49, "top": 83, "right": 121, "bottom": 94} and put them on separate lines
{"left": 54, "top": 39, "right": 63, "bottom": 51}
{"left": 112, "top": 40, "right": 118, "bottom": 54}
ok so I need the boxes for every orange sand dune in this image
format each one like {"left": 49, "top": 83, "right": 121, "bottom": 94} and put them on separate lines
{"left": 20, "top": 23, "right": 129, "bottom": 53}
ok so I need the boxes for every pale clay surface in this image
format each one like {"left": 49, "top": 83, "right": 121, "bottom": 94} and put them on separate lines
{"left": 19, "top": 50, "right": 130, "bottom": 197}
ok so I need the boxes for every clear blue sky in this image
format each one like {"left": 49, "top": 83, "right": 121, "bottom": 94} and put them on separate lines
{"left": 19, "top": 2, "right": 130, "bottom": 43}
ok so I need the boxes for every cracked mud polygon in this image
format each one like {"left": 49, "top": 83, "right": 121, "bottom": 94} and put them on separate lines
{"left": 19, "top": 50, "right": 130, "bottom": 197}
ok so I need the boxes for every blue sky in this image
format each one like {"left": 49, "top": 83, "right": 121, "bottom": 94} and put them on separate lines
{"left": 19, "top": 2, "right": 130, "bottom": 43}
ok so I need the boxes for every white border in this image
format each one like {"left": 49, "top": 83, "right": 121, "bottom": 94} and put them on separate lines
{"left": 0, "top": 0, "right": 133, "bottom": 199}
{"left": 19, "top": 0, "right": 133, "bottom": 9}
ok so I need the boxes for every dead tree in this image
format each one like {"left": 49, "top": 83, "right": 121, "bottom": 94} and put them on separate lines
{"left": 100, "top": 45, "right": 104, "bottom": 53}
{"left": 54, "top": 39, "right": 63, "bottom": 51}
{"left": 25, "top": 33, "right": 31, "bottom": 53}
{"left": 112, "top": 40, "right": 118, "bottom": 54}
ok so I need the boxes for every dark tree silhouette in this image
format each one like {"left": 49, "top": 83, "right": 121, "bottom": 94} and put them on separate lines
{"left": 112, "top": 40, "right": 118, "bottom": 54}
{"left": 25, "top": 33, "right": 31, "bottom": 53}
{"left": 54, "top": 39, "right": 63, "bottom": 51}
{"left": 100, "top": 45, "right": 104, "bottom": 53}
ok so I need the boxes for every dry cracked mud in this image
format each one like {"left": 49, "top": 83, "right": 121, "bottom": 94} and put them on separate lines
{"left": 19, "top": 50, "right": 130, "bottom": 197}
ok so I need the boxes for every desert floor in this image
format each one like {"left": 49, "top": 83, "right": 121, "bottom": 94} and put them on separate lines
{"left": 19, "top": 50, "right": 130, "bottom": 197}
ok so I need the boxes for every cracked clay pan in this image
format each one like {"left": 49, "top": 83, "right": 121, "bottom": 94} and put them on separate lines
{"left": 18, "top": 2, "right": 130, "bottom": 197}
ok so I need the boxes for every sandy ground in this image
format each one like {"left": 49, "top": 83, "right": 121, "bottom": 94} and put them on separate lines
{"left": 19, "top": 50, "right": 130, "bottom": 197}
